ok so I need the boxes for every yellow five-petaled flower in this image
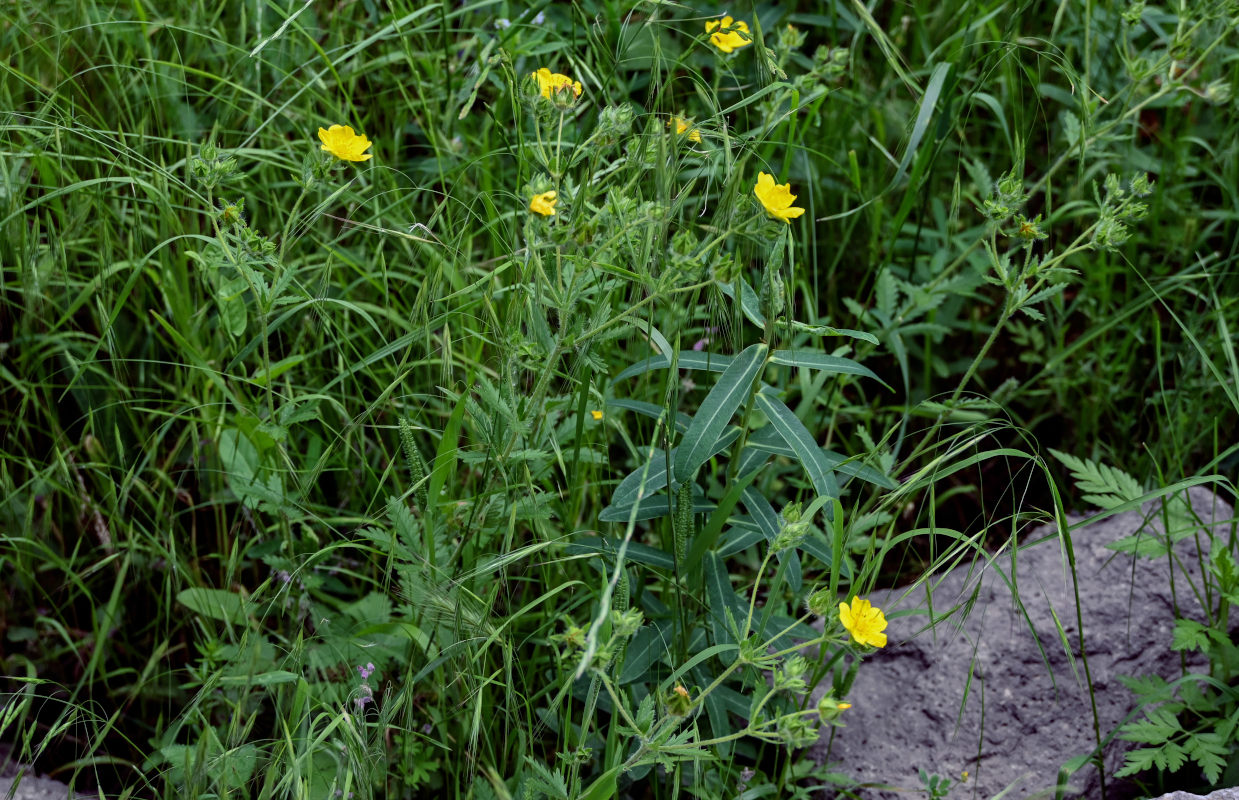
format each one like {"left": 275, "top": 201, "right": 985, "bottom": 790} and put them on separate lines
{"left": 529, "top": 191, "right": 558, "bottom": 216}
{"left": 531, "top": 68, "right": 583, "bottom": 99}
{"left": 754, "top": 172, "right": 805, "bottom": 223}
{"left": 318, "top": 124, "right": 373, "bottom": 162}
{"left": 706, "top": 16, "right": 752, "bottom": 54}
{"left": 671, "top": 116, "right": 702, "bottom": 143}
{"left": 839, "top": 596, "right": 887, "bottom": 648}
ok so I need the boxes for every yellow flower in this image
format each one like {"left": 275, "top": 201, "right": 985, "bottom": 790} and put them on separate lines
{"left": 318, "top": 124, "right": 373, "bottom": 162}
{"left": 670, "top": 116, "right": 702, "bottom": 143}
{"left": 705, "top": 16, "right": 752, "bottom": 54}
{"left": 531, "top": 68, "right": 583, "bottom": 100}
{"left": 753, "top": 172, "right": 805, "bottom": 223}
{"left": 839, "top": 596, "right": 887, "bottom": 648}
{"left": 590, "top": 409, "right": 603, "bottom": 420}
{"left": 529, "top": 191, "right": 558, "bottom": 216}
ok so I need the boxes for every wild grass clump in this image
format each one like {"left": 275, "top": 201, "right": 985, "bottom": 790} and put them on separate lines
{"left": 1, "top": 1, "right": 1237, "bottom": 798}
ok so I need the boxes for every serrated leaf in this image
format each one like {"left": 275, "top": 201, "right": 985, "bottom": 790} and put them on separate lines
{"left": 674, "top": 344, "right": 767, "bottom": 483}
{"left": 1106, "top": 532, "right": 1169, "bottom": 559}
{"left": 635, "top": 693, "right": 656, "bottom": 732}
{"left": 177, "top": 588, "right": 248, "bottom": 624}
{"left": 1114, "top": 747, "right": 1159, "bottom": 778}
{"left": 1186, "top": 734, "right": 1227, "bottom": 784}
{"left": 1119, "top": 707, "right": 1182, "bottom": 744}
{"left": 1049, "top": 449, "right": 1143, "bottom": 510}
{"left": 1116, "top": 673, "right": 1171, "bottom": 700}
{"left": 1161, "top": 740, "right": 1187, "bottom": 772}
{"left": 876, "top": 271, "right": 898, "bottom": 317}
{"left": 1171, "top": 619, "right": 1212, "bottom": 653}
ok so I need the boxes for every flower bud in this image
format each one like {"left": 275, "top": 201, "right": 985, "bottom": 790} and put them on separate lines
{"left": 817, "top": 694, "right": 852, "bottom": 724}
{"left": 665, "top": 684, "right": 693, "bottom": 716}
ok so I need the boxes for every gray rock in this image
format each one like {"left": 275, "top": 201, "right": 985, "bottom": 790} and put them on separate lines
{"left": 809, "top": 488, "right": 1234, "bottom": 799}
{"left": 0, "top": 773, "right": 79, "bottom": 800}
{"left": 1148, "top": 790, "right": 1239, "bottom": 800}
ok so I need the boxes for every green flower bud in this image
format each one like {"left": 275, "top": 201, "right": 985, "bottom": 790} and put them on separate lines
{"left": 817, "top": 693, "right": 852, "bottom": 724}
{"left": 665, "top": 684, "right": 693, "bottom": 717}
{"left": 807, "top": 586, "right": 833, "bottom": 617}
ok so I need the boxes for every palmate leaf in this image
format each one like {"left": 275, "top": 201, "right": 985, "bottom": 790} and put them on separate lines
{"left": 1048, "top": 448, "right": 1143, "bottom": 510}
{"left": 1170, "top": 618, "right": 1214, "bottom": 654}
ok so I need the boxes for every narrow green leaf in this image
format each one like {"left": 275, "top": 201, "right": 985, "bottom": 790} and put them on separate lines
{"left": 770, "top": 350, "right": 890, "bottom": 390}
{"left": 606, "top": 398, "right": 692, "bottom": 432}
{"left": 754, "top": 393, "right": 840, "bottom": 499}
{"left": 611, "top": 429, "right": 740, "bottom": 507}
{"left": 674, "top": 344, "right": 767, "bottom": 483}
{"left": 686, "top": 468, "right": 762, "bottom": 576}
{"left": 704, "top": 552, "right": 745, "bottom": 650}
{"left": 619, "top": 624, "right": 669, "bottom": 684}
{"left": 579, "top": 765, "right": 620, "bottom": 800}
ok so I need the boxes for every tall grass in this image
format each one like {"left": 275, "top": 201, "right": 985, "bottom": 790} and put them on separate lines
{"left": 1, "top": 1, "right": 1236, "bottom": 798}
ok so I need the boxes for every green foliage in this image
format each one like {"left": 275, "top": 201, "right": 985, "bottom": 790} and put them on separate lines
{"left": 1049, "top": 450, "right": 1145, "bottom": 511}
{"left": 1, "top": 0, "right": 1237, "bottom": 798}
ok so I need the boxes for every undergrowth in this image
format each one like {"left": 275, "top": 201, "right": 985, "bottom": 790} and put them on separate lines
{"left": 1, "top": 1, "right": 1237, "bottom": 798}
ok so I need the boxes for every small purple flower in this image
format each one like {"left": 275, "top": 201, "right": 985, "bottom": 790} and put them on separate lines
{"left": 354, "top": 682, "right": 375, "bottom": 711}
{"left": 692, "top": 337, "right": 710, "bottom": 351}
{"left": 357, "top": 662, "right": 375, "bottom": 680}
{"left": 422, "top": 722, "right": 433, "bottom": 734}
{"left": 532, "top": 11, "right": 546, "bottom": 24}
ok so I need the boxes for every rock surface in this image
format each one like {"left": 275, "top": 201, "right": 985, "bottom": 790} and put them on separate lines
{"left": 0, "top": 773, "right": 83, "bottom": 800}
{"left": 0, "top": 745, "right": 101, "bottom": 800}
{"left": 1150, "top": 789, "right": 1239, "bottom": 800}
{"left": 810, "top": 488, "right": 1234, "bottom": 799}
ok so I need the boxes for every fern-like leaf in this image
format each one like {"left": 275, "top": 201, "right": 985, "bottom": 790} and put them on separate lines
{"left": 1119, "top": 706, "right": 1182, "bottom": 744}
{"left": 1049, "top": 449, "right": 1143, "bottom": 510}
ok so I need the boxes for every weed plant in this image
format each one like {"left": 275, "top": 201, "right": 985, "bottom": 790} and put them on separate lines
{"left": 1, "top": 1, "right": 1237, "bottom": 799}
